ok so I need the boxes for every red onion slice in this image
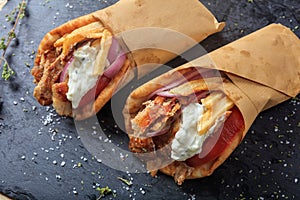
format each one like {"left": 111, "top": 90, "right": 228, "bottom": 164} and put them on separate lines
{"left": 75, "top": 37, "right": 126, "bottom": 108}
{"left": 76, "top": 75, "right": 111, "bottom": 109}
{"left": 146, "top": 126, "right": 171, "bottom": 137}
{"left": 60, "top": 57, "right": 74, "bottom": 82}
{"left": 148, "top": 69, "right": 203, "bottom": 99}
{"left": 107, "top": 37, "right": 121, "bottom": 64}
{"left": 103, "top": 52, "right": 126, "bottom": 79}
{"left": 148, "top": 68, "right": 218, "bottom": 99}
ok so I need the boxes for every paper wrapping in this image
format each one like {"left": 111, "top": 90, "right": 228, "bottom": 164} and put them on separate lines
{"left": 92, "top": 0, "right": 225, "bottom": 69}
{"left": 0, "top": 194, "right": 11, "bottom": 200}
{"left": 36, "top": 0, "right": 225, "bottom": 73}
{"left": 0, "top": 0, "right": 7, "bottom": 11}
{"left": 180, "top": 23, "right": 300, "bottom": 134}
{"left": 123, "top": 23, "right": 300, "bottom": 180}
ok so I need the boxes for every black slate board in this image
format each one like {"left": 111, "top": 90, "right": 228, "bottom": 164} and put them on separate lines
{"left": 0, "top": 0, "right": 299, "bottom": 199}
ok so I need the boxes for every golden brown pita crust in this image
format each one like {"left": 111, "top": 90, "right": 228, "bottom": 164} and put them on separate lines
{"left": 36, "top": 14, "right": 98, "bottom": 60}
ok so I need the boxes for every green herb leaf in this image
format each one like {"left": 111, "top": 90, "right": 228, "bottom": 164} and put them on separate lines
{"left": 96, "top": 186, "right": 112, "bottom": 200}
{"left": 8, "top": 31, "right": 16, "bottom": 39}
{"left": 1, "top": 62, "right": 15, "bottom": 80}
{"left": 25, "top": 62, "right": 30, "bottom": 67}
{"left": 0, "top": 38, "right": 6, "bottom": 50}
{"left": 117, "top": 177, "right": 132, "bottom": 186}
{"left": 1, "top": 0, "right": 27, "bottom": 80}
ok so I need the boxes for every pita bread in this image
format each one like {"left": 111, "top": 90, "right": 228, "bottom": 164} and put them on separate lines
{"left": 32, "top": 0, "right": 224, "bottom": 119}
{"left": 123, "top": 24, "right": 300, "bottom": 183}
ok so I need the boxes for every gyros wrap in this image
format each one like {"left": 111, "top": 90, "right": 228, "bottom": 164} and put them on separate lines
{"left": 123, "top": 24, "right": 300, "bottom": 185}
{"left": 31, "top": 0, "right": 224, "bottom": 120}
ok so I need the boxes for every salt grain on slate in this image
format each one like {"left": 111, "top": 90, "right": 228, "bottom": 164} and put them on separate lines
{"left": 60, "top": 161, "right": 66, "bottom": 167}
{"left": 72, "top": 188, "right": 78, "bottom": 195}
{"left": 56, "top": 175, "right": 61, "bottom": 180}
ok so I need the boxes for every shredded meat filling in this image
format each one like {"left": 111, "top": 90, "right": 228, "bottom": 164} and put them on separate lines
{"left": 131, "top": 96, "right": 181, "bottom": 137}
{"left": 33, "top": 56, "right": 64, "bottom": 105}
{"left": 52, "top": 82, "right": 72, "bottom": 116}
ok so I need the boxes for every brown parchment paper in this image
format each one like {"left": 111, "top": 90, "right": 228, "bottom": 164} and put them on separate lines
{"left": 123, "top": 23, "right": 300, "bottom": 180}
{"left": 36, "top": 0, "right": 224, "bottom": 71}
{"left": 179, "top": 23, "right": 300, "bottom": 133}
{"left": 92, "top": 0, "right": 225, "bottom": 68}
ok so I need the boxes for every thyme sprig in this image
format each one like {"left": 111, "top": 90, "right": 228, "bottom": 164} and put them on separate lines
{"left": 0, "top": 0, "right": 27, "bottom": 80}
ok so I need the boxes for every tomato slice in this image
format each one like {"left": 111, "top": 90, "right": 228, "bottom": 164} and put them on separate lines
{"left": 185, "top": 106, "right": 245, "bottom": 167}
{"left": 76, "top": 75, "right": 111, "bottom": 108}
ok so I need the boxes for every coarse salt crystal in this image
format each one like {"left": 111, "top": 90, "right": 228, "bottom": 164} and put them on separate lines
{"left": 61, "top": 161, "right": 66, "bottom": 167}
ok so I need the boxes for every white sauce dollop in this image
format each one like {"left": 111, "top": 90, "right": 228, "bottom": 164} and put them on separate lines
{"left": 171, "top": 103, "right": 224, "bottom": 161}
{"left": 66, "top": 44, "right": 99, "bottom": 108}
